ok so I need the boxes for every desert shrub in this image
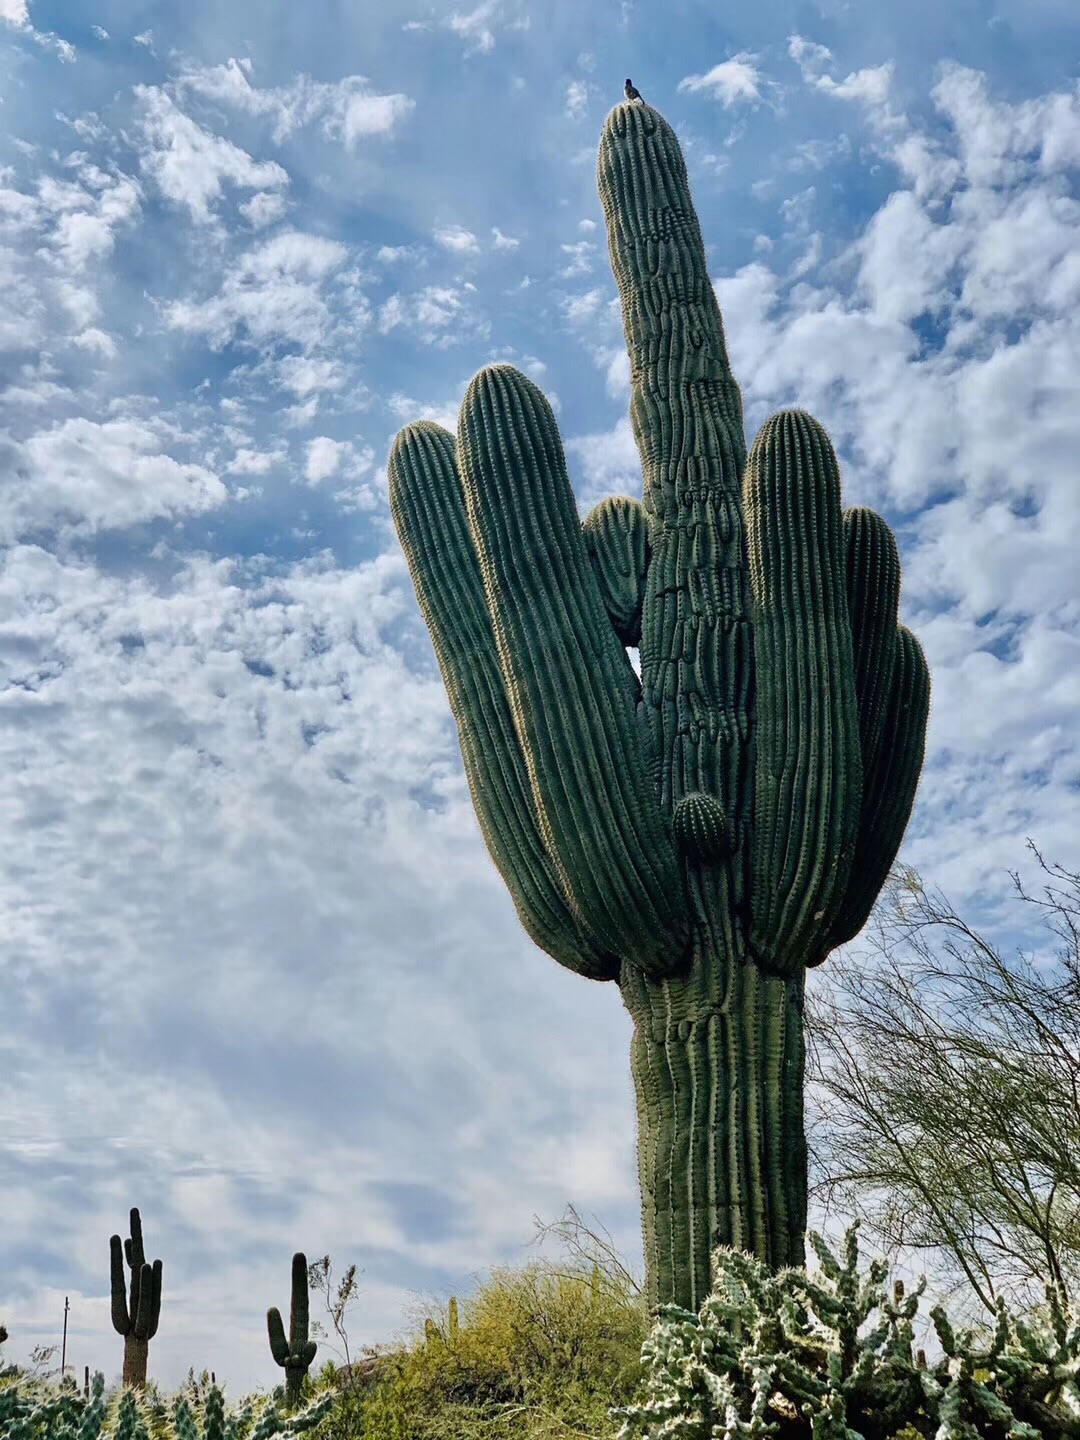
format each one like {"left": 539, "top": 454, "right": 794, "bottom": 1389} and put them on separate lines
{"left": 357, "top": 1257, "right": 649, "bottom": 1440}
{"left": 611, "top": 1225, "right": 1080, "bottom": 1439}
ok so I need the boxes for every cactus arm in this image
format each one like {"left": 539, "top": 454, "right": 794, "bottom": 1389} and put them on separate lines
{"left": 267, "top": 1307, "right": 289, "bottom": 1366}
{"left": 456, "top": 364, "right": 689, "bottom": 972}
{"left": 140, "top": 1260, "right": 162, "bottom": 1340}
{"left": 582, "top": 495, "right": 650, "bottom": 646}
{"left": 744, "top": 410, "right": 862, "bottom": 978}
{"left": 843, "top": 508, "right": 901, "bottom": 766}
{"left": 813, "top": 626, "right": 930, "bottom": 961}
{"left": 389, "top": 420, "right": 619, "bottom": 982}
{"left": 133, "top": 1264, "right": 153, "bottom": 1339}
{"left": 110, "top": 1235, "right": 130, "bottom": 1334}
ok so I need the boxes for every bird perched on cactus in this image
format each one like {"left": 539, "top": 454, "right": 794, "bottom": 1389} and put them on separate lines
{"left": 110, "top": 1207, "right": 162, "bottom": 1389}
{"left": 624, "top": 77, "right": 643, "bottom": 102}
{"left": 388, "top": 101, "right": 929, "bottom": 1316}
{"left": 267, "top": 1253, "right": 318, "bottom": 1411}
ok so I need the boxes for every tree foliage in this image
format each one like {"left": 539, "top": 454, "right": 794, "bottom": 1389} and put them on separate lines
{"left": 807, "top": 843, "right": 1080, "bottom": 1315}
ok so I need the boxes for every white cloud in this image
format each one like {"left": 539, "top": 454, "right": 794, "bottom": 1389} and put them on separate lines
{"left": 788, "top": 35, "right": 894, "bottom": 108}
{"left": 558, "top": 240, "right": 596, "bottom": 277}
{"left": 238, "top": 190, "right": 288, "bottom": 229}
{"left": 70, "top": 327, "right": 116, "bottom": 357}
{"left": 176, "top": 59, "right": 414, "bottom": 149}
{"left": 565, "top": 80, "right": 588, "bottom": 119}
{"left": 304, "top": 435, "right": 348, "bottom": 484}
{"left": 377, "top": 244, "right": 421, "bottom": 264}
{"left": 491, "top": 226, "right": 520, "bottom": 250}
{"left": 0, "top": 0, "right": 29, "bottom": 25}
{"left": 678, "top": 54, "right": 763, "bottom": 107}
{"left": 560, "top": 287, "right": 605, "bottom": 323}
{"left": 433, "top": 224, "right": 480, "bottom": 254}
{"left": 45, "top": 173, "right": 141, "bottom": 269}
{"left": 375, "top": 285, "right": 488, "bottom": 347}
{"left": 819, "top": 63, "right": 894, "bottom": 105}
{"left": 226, "top": 446, "right": 282, "bottom": 475}
{"left": 269, "top": 355, "right": 346, "bottom": 397}
{"left": 135, "top": 87, "right": 289, "bottom": 224}
{"left": 164, "top": 231, "right": 351, "bottom": 352}
{"left": 2, "top": 417, "right": 226, "bottom": 537}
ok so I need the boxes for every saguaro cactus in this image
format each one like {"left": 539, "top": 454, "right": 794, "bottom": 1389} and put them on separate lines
{"left": 388, "top": 102, "right": 929, "bottom": 1315}
{"left": 109, "top": 1207, "right": 162, "bottom": 1388}
{"left": 267, "top": 1252, "right": 317, "bottom": 1410}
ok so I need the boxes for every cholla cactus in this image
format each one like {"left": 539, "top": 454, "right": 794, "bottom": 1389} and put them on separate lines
{"left": 610, "top": 1226, "right": 1080, "bottom": 1439}
{"left": 0, "top": 1368, "right": 333, "bottom": 1440}
{"left": 389, "top": 100, "right": 929, "bottom": 1313}
{"left": 110, "top": 1208, "right": 163, "bottom": 1390}
{"left": 266, "top": 1254, "right": 318, "bottom": 1412}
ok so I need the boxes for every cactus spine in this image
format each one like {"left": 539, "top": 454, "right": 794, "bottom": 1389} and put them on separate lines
{"left": 109, "top": 1207, "right": 162, "bottom": 1389}
{"left": 267, "top": 1253, "right": 317, "bottom": 1411}
{"left": 389, "top": 102, "right": 929, "bottom": 1315}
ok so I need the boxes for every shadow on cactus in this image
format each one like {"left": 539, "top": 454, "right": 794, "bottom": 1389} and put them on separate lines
{"left": 389, "top": 101, "right": 930, "bottom": 1314}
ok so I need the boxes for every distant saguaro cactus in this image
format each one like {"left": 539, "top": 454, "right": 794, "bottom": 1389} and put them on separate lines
{"left": 389, "top": 102, "right": 929, "bottom": 1314}
{"left": 267, "top": 1253, "right": 317, "bottom": 1411}
{"left": 109, "top": 1207, "right": 162, "bottom": 1389}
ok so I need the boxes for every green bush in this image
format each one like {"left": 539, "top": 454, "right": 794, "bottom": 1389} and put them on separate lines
{"left": 355, "top": 1256, "right": 649, "bottom": 1440}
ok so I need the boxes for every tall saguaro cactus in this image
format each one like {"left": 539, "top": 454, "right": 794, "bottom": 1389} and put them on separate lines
{"left": 388, "top": 103, "right": 930, "bottom": 1315}
{"left": 267, "top": 1252, "right": 318, "bottom": 1410}
{"left": 109, "top": 1207, "right": 162, "bottom": 1389}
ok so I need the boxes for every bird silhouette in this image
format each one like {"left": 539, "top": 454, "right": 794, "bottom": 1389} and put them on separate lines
{"left": 624, "top": 78, "right": 644, "bottom": 103}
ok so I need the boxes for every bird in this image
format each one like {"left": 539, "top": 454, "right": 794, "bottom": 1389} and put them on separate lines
{"left": 624, "top": 78, "right": 644, "bottom": 103}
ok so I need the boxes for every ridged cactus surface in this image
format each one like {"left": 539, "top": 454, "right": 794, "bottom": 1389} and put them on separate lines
{"left": 389, "top": 101, "right": 929, "bottom": 1314}
{"left": 109, "top": 1208, "right": 162, "bottom": 1390}
{"left": 266, "top": 1253, "right": 318, "bottom": 1412}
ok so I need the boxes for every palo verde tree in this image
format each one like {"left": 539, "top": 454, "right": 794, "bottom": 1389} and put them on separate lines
{"left": 807, "top": 844, "right": 1080, "bottom": 1317}
{"left": 389, "top": 101, "right": 929, "bottom": 1314}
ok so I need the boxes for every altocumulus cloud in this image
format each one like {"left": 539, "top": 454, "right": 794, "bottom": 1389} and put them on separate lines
{"left": 0, "top": 0, "right": 1078, "bottom": 1401}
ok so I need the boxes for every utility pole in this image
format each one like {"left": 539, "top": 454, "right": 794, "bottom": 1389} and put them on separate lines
{"left": 61, "top": 1296, "right": 69, "bottom": 1381}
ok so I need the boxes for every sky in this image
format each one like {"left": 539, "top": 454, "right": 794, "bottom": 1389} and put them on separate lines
{"left": 1, "top": 0, "right": 1078, "bottom": 1403}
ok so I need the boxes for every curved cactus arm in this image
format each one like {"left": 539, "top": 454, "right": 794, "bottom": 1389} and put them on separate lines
{"left": 110, "top": 1234, "right": 130, "bottom": 1334}
{"left": 813, "top": 626, "right": 930, "bottom": 962}
{"left": 582, "top": 495, "right": 650, "bottom": 646}
{"left": 133, "top": 1263, "right": 153, "bottom": 1339}
{"left": 744, "top": 410, "right": 862, "bottom": 978}
{"left": 389, "top": 420, "right": 619, "bottom": 981}
{"left": 267, "top": 1307, "right": 289, "bottom": 1366}
{"left": 134, "top": 1259, "right": 162, "bottom": 1340}
{"left": 456, "top": 364, "right": 689, "bottom": 972}
{"left": 148, "top": 1259, "right": 162, "bottom": 1339}
{"left": 844, "top": 508, "right": 901, "bottom": 766}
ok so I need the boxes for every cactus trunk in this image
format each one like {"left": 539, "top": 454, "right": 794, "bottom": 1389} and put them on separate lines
{"left": 121, "top": 1336, "right": 149, "bottom": 1389}
{"left": 623, "top": 954, "right": 806, "bottom": 1312}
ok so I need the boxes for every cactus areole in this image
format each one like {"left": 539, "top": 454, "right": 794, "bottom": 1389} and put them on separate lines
{"left": 109, "top": 1207, "right": 162, "bottom": 1389}
{"left": 388, "top": 103, "right": 930, "bottom": 1314}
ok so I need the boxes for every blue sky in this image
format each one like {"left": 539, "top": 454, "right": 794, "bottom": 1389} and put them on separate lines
{"left": 1, "top": 0, "right": 1078, "bottom": 1401}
